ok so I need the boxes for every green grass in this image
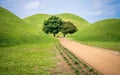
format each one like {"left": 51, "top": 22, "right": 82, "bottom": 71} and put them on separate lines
{"left": 0, "top": 41, "right": 58, "bottom": 75}
{"left": 0, "top": 7, "right": 57, "bottom": 47}
{"left": 1, "top": 6, "right": 120, "bottom": 75}
{"left": 24, "top": 14, "right": 51, "bottom": 33}
{"left": 24, "top": 13, "right": 89, "bottom": 37}
{"left": 0, "top": 7, "right": 39, "bottom": 46}
{"left": 56, "top": 13, "right": 89, "bottom": 30}
{"left": 71, "top": 19, "right": 120, "bottom": 42}
{"left": 79, "top": 41, "right": 120, "bottom": 51}
{"left": 56, "top": 13, "right": 89, "bottom": 37}
{"left": 70, "top": 19, "right": 120, "bottom": 51}
{"left": 0, "top": 7, "right": 60, "bottom": 75}
{"left": 24, "top": 13, "right": 89, "bottom": 30}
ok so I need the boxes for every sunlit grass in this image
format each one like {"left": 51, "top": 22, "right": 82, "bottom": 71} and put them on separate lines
{"left": 79, "top": 41, "right": 120, "bottom": 51}
{"left": 0, "top": 41, "right": 58, "bottom": 75}
{"left": 69, "top": 19, "right": 120, "bottom": 51}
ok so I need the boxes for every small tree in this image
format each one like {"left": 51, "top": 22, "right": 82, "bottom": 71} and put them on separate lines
{"left": 42, "top": 16, "right": 63, "bottom": 37}
{"left": 61, "top": 21, "right": 78, "bottom": 37}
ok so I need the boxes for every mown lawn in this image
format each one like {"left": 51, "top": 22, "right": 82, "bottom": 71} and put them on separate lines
{"left": 0, "top": 42, "right": 58, "bottom": 75}
{"left": 78, "top": 41, "right": 120, "bottom": 52}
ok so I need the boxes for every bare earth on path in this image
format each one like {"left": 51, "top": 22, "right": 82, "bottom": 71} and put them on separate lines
{"left": 59, "top": 38, "right": 120, "bottom": 75}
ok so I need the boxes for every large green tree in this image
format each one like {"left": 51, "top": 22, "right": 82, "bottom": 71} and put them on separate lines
{"left": 42, "top": 16, "right": 63, "bottom": 37}
{"left": 61, "top": 21, "right": 78, "bottom": 37}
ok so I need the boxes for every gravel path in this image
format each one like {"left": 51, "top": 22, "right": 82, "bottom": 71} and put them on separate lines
{"left": 59, "top": 38, "right": 120, "bottom": 75}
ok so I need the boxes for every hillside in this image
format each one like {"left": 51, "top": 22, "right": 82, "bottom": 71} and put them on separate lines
{"left": 24, "top": 14, "right": 51, "bottom": 33}
{"left": 70, "top": 19, "right": 120, "bottom": 50}
{"left": 56, "top": 13, "right": 89, "bottom": 30}
{"left": 24, "top": 13, "right": 89, "bottom": 34}
{"left": 56, "top": 13, "right": 89, "bottom": 36}
{"left": 73, "top": 19, "right": 120, "bottom": 42}
{"left": 0, "top": 7, "right": 39, "bottom": 46}
{"left": 0, "top": 7, "right": 59, "bottom": 75}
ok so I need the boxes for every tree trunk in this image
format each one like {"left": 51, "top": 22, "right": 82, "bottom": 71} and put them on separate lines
{"left": 63, "top": 34, "right": 66, "bottom": 37}
{"left": 53, "top": 33, "right": 56, "bottom": 37}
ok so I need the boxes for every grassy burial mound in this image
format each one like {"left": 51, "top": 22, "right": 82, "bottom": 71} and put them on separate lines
{"left": 56, "top": 13, "right": 89, "bottom": 30}
{"left": 0, "top": 7, "right": 58, "bottom": 75}
{"left": 0, "top": 7, "right": 40, "bottom": 46}
{"left": 72, "top": 19, "right": 120, "bottom": 50}
{"left": 56, "top": 13, "right": 89, "bottom": 36}
{"left": 0, "top": 7, "right": 56, "bottom": 47}
{"left": 24, "top": 14, "right": 58, "bottom": 43}
{"left": 24, "top": 13, "right": 89, "bottom": 30}
{"left": 24, "top": 14, "right": 51, "bottom": 33}
{"left": 24, "top": 13, "right": 89, "bottom": 37}
{"left": 73, "top": 19, "right": 120, "bottom": 42}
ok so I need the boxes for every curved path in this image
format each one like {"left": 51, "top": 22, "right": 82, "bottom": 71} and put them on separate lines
{"left": 59, "top": 38, "right": 120, "bottom": 75}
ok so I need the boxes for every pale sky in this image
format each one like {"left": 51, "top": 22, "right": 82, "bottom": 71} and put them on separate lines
{"left": 0, "top": 0, "right": 120, "bottom": 23}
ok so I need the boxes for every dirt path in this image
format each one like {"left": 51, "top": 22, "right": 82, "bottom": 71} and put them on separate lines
{"left": 59, "top": 38, "right": 120, "bottom": 75}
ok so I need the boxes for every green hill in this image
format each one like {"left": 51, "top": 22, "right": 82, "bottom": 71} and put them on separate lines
{"left": 24, "top": 14, "right": 51, "bottom": 33}
{"left": 56, "top": 13, "right": 89, "bottom": 30}
{"left": 0, "top": 7, "right": 40, "bottom": 46}
{"left": 0, "top": 7, "right": 58, "bottom": 75}
{"left": 71, "top": 19, "right": 120, "bottom": 50}
{"left": 73, "top": 19, "right": 120, "bottom": 42}
{"left": 24, "top": 13, "right": 89, "bottom": 37}
{"left": 0, "top": 7, "right": 57, "bottom": 47}
{"left": 24, "top": 14, "right": 57, "bottom": 42}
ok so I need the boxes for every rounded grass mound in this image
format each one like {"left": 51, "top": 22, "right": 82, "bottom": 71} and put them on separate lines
{"left": 56, "top": 13, "right": 89, "bottom": 30}
{"left": 24, "top": 13, "right": 89, "bottom": 37}
{"left": 24, "top": 14, "right": 51, "bottom": 33}
{"left": 73, "top": 19, "right": 120, "bottom": 42}
{"left": 0, "top": 7, "right": 40, "bottom": 46}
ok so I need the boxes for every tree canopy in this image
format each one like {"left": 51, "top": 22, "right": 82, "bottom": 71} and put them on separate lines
{"left": 61, "top": 21, "right": 78, "bottom": 37}
{"left": 42, "top": 16, "right": 78, "bottom": 37}
{"left": 42, "top": 16, "right": 64, "bottom": 37}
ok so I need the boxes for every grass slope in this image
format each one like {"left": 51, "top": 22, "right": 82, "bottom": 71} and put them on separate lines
{"left": 24, "top": 13, "right": 89, "bottom": 37}
{"left": 24, "top": 14, "right": 51, "bottom": 33}
{"left": 0, "top": 7, "right": 59, "bottom": 75}
{"left": 0, "top": 7, "right": 39, "bottom": 46}
{"left": 0, "top": 42, "right": 58, "bottom": 75}
{"left": 56, "top": 13, "right": 89, "bottom": 36}
{"left": 56, "top": 13, "right": 89, "bottom": 30}
{"left": 71, "top": 19, "right": 120, "bottom": 51}
{"left": 24, "top": 14, "right": 58, "bottom": 43}
{"left": 74, "top": 19, "right": 120, "bottom": 42}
